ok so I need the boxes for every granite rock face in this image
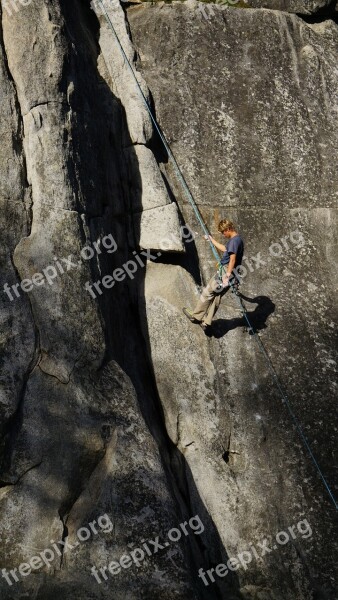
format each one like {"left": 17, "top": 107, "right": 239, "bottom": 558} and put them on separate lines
{"left": 0, "top": 1, "right": 337, "bottom": 600}
{"left": 128, "top": 3, "right": 338, "bottom": 599}
{"left": 0, "top": 1, "right": 195, "bottom": 599}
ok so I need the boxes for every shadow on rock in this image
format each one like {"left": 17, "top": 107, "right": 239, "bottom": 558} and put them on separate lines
{"left": 210, "top": 294, "right": 275, "bottom": 339}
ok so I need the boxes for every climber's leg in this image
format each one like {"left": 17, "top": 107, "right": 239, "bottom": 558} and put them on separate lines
{"left": 189, "top": 275, "right": 223, "bottom": 323}
{"left": 188, "top": 276, "right": 217, "bottom": 322}
{"left": 203, "top": 285, "right": 230, "bottom": 325}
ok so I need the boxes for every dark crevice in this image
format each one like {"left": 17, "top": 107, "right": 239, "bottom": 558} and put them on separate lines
{"left": 0, "top": 480, "right": 12, "bottom": 489}
{"left": 222, "top": 450, "right": 230, "bottom": 463}
{"left": 58, "top": 513, "right": 69, "bottom": 569}
{"left": 222, "top": 430, "right": 231, "bottom": 463}
{"left": 120, "top": 294, "right": 235, "bottom": 599}
{"left": 297, "top": 0, "right": 337, "bottom": 23}
{"left": 86, "top": 3, "right": 235, "bottom": 594}
{"left": 23, "top": 185, "right": 33, "bottom": 237}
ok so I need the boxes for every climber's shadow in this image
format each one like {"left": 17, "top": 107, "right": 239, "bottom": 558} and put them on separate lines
{"left": 210, "top": 293, "right": 275, "bottom": 338}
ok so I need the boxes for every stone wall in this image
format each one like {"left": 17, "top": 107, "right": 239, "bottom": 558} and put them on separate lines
{"left": 0, "top": 1, "right": 337, "bottom": 599}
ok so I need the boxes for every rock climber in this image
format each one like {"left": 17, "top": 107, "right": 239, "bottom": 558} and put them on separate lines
{"left": 183, "top": 219, "right": 244, "bottom": 332}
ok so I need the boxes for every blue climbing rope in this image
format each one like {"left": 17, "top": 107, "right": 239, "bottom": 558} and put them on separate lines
{"left": 97, "top": 0, "right": 337, "bottom": 511}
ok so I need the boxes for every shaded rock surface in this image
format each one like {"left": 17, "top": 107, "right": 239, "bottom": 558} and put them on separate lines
{"left": 0, "top": 1, "right": 337, "bottom": 600}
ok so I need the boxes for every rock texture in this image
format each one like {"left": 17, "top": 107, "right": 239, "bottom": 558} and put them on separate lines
{"left": 93, "top": 0, "right": 184, "bottom": 251}
{"left": 128, "top": 3, "right": 338, "bottom": 599}
{"left": 0, "top": 1, "right": 195, "bottom": 599}
{"left": 0, "top": 0, "right": 337, "bottom": 600}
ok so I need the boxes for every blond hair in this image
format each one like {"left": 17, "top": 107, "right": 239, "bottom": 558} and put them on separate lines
{"left": 218, "top": 219, "right": 235, "bottom": 233}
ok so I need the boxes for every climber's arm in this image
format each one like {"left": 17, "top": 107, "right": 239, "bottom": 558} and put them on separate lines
{"left": 204, "top": 234, "right": 226, "bottom": 252}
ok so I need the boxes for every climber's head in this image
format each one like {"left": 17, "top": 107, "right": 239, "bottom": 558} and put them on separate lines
{"left": 218, "top": 219, "right": 236, "bottom": 238}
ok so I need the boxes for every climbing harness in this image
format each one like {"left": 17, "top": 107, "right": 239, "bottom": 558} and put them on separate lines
{"left": 97, "top": 0, "right": 337, "bottom": 511}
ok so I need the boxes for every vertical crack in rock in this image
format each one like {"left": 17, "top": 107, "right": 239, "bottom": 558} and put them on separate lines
{"left": 58, "top": 511, "right": 69, "bottom": 569}
{"left": 80, "top": 3, "right": 237, "bottom": 597}
{"left": 0, "top": 8, "right": 33, "bottom": 236}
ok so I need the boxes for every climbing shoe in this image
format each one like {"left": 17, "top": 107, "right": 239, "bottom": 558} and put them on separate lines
{"left": 199, "top": 322, "right": 212, "bottom": 336}
{"left": 183, "top": 307, "right": 200, "bottom": 324}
